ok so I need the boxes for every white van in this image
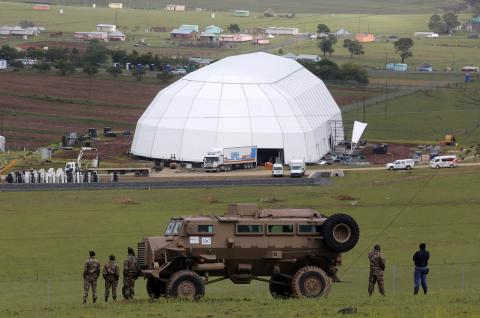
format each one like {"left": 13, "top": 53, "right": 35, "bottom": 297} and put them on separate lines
{"left": 272, "top": 163, "right": 284, "bottom": 177}
{"left": 289, "top": 159, "right": 305, "bottom": 177}
{"left": 429, "top": 155, "right": 458, "bottom": 168}
{"left": 386, "top": 159, "right": 415, "bottom": 170}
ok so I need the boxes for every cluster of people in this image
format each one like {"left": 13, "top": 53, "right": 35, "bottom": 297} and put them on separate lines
{"left": 82, "top": 247, "right": 139, "bottom": 304}
{"left": 368, "top": 243, "right": 430, "bottom": 296}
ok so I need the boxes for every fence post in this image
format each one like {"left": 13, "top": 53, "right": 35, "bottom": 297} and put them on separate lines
{"left": 392, "top": 264, "right": 396, "bottom": 296}
{"left": 48, "top": 280, "right": 51, "bottom": 307}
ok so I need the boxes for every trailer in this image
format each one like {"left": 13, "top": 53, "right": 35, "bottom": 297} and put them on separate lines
{"left": 88, "top": 167, "right": 150, "bottom": 176}
{"left": 204, "top": 146, "right": 257, "bottom": 172}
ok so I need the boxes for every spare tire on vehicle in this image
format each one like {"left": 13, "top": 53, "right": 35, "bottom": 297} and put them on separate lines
{"left": 320, "top": 213, "right": 359, "bottom": 253}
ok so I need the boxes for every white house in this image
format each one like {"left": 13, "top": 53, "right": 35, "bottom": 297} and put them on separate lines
{"left": 166, "top": 4, "right": 186, "bottom": 11}
{"left": 264, "top": 27, "right": 299, "bottom": 35}
{"left": 96, "top": 24, "right": 116, "bottom": 32}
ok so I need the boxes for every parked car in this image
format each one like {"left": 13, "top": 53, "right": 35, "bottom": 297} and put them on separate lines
{"left": 171, "top": 68, "right": 187, "bottom": 75}
{"left": 386, "top": 159, "right": 415, "bottom": 170}
{"left": 373, "top": 144, "right": 388, "bottom": 154}
{"left": 429, "top": 155, "right": 458, "bottom": 168}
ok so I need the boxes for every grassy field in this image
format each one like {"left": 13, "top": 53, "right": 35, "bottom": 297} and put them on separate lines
{"left": 1, "top": 2, "right": 479, "bottom": 68}
{"left": 0, "top": 167, "right": 480, "bottom": 317}
{"left": 0, "top": 0, "right": 462, "bottom": 14}
{"left": 343, "top": 81, "right": 480, "bottom": 145}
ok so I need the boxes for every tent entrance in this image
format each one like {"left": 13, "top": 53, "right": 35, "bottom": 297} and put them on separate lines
{"left": 257, "top": 148, "right": 284, "bottom": 165}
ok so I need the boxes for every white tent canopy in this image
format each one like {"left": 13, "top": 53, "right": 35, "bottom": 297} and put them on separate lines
{"left": 131, "top": 52, "right": 344, "bottom": 163}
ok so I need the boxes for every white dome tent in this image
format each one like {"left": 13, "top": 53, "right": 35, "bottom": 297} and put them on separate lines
{"left": 131, "top": 52, "right": 343, "bottom": 164}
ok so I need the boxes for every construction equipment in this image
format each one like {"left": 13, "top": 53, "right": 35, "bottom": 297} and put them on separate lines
{"left": 169, "top": 154, "right": 177, "bottom": 169}
{"left": 443, "top": 135, "right": 456, "bottom": 146}
{"left": 65, "top": 147, "right": 97, "bottom": 173}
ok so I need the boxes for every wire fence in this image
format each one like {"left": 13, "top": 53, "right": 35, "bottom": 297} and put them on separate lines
{"left": 1, "top": 263, "right": 479, "bottom": 310}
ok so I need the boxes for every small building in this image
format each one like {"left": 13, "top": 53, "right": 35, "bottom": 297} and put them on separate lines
{"left": 386, "top": 63, "right": 407, "bottom": 72}
{"left": 170, "top": 28, "right": 198, "bottom": 40}
{"left": 74, "top": 31, "right": 108, "bottom": 41}
{"left": 204, "top": 25, "right": 223, "bottom": 35}
{"left": 297, "top": 54, "right": 321, "bottom": 62}
{"left": 179, "top": 25, "right": 199, "bottom": 32}
{"left": 108, "top": 30, "right": 125, "bottom": 41}
{"left": 417, "top": 63, "right": 433, "bottom": 72}
{"left": 219, "top": 34, "right": 252, "bottom": 42}
{"left": 414, "top": 31, "right": 437, "bottom": 38}
{"left": 109, "top": 3, "right": 123, "bottom": 9}
{"left": 264, "top": 27, "right": 299, "bottom": 35}
{"left": 96, "top": 24, "right": 116, "bottom": 32}
{"left": 32, "top": 4, "right": 50, "bottom": 10}
{"left": 0, "top": 59, "right": 7, "bottom": 70}
{"left": 335, "top": 28, "right": 351, "bottom": 37}
{"left": 233, "top": 10, "right": 250, "bottom": 17}
{"left": 166, "top": 4, "right": 186, "bottom": 11}
{"left": 255, "top": 38, "right": 270, "bottom": 45}
{"left": 199, "top": 32, "right": 217, "bottom": 42}
{"left": 355, "top": 33, "right": 375, "bottom": 43}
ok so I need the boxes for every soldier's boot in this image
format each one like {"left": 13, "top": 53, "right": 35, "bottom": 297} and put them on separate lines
{"left": 105, "top": 296, "right": 108, "bottom": 302}
{"left": 113, "top": 296, "right": 117, "bottom": 301}
{"left": 93, "top": 296, "right": 97, "bottom": 303}
{"left": 83, "top": 298, "right": 87, "bottom": 304}
{"left": 423, "top": 288, "right": 427, "bottom": 295}
{"left": 413, "top": 288, "right": 419, "bottom": 295}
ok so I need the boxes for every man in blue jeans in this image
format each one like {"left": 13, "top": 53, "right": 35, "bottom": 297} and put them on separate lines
{"left": 413, "top": 243, "right": 430, "bottom": 295}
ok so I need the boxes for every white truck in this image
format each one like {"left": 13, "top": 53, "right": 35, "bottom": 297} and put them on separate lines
{"left": 204, "top": 146, "right": 257, "bottom": 172}
{"left": 272, "top": 163, "right": 284, "bottom": 177}
{"left": 289, "top": 159, "right": 305, "bottom": 177}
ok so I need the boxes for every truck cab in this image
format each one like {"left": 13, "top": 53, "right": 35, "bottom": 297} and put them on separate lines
{"left": 203, "top": 150, "right": 224, "bottom": 172}
{"left": 289, "top": 159, "right": 305, "bottom": 177}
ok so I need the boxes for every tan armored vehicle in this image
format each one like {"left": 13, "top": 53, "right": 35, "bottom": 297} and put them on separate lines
{"left": 137, "top": 204, "right": 359, "bottom": 299}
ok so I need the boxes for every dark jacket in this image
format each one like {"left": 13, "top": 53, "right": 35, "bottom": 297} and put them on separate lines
{"left": 413, "top": 250, "right": 430, "bottom": 267}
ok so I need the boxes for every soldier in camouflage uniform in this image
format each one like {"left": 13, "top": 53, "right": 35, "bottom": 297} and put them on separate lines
{"left": 83, "top": 250, "right": 100, "bottom": 304}
{"left": 122, "top": 247, "right": 138, "bottom": 300}
{"left": 368, "top": 244, "right": 386, "bottom": 296}
{"left": 102, "top": 254, "right": 119, "bottom": 302}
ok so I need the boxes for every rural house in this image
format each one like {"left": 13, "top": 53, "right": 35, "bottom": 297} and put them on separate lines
{"left": 108, "top": 3, "right": 123, "bottom": 9}
{"left": 417, "top": 63, "right": 433, "bottom": 72}
{"left": 204, "top": 25, "right": 223, "bottom": 34}
{"left": 232, "top": 10, "right": 250, "bottom": 17}
{"left": 386, "top": 63, "right": 407, "bottom": 72}
{"left": 170, "top": 28, "right": 198, "bottom": 40}
{"left": 264, "top": 27, "right": 299, "bottom": 35}
{"left": 335, "top": 28, "right": 351, "bottom": 37}
{"left": 166, "top": 4, "right": 186, "bottom": 11}
{"left": 74, "top": 31, "right": 108, "bottom": 41}
{"left": 355, "top": 33, "right": 375, "bottom": 43}
{"left": 96, "top": 24, "right": 116, "bottom": 32}
{"left": 108, "top": 30, "right": 125, "bottom": 41}
{"left": 218, "top": 34, "right": 253, "bottom": 42}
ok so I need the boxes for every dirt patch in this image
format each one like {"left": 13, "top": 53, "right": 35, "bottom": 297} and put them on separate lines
{"left": 200, "top": 195, "right": 219, "bottom": 204}
{"left": 362, "top": 143, "right": 414, "bottom": 165}
{"left": 335, "top": 194, "right": 357, "bottom": 201}
{"left": 119, "top": 197, "right": 139, "bottom": 204}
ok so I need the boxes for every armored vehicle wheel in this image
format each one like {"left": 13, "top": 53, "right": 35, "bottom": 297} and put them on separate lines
{"left": 320, "top": 213, "right": 359, "bottom": 253}
{"left": 291, "top": 266, "right": 331, "bottom": 298}
{"left": 269, "top": 275, "right": 293, "bottom": 299}
{"left": 146, "top": 278, "right": 166, "bottom": 299}
{"left": 166, "top": 270, "right": 205, "bottom": 299}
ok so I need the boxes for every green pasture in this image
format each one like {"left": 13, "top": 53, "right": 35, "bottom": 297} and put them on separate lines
{"left": 0, "top": 0, "right": 462, "bottom": 14}
{"left": 0, "top": 167, "right": 480, "bottom": 317}
{"left": 343, "top": 81, "right": 480, "bottom": 145}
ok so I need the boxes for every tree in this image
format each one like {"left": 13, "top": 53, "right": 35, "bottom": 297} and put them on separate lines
{"left": 227, "top": 24, "right": 240, "bottom": 33}
{"left": 442, "top": 12, "right": 460, "bottom": 33}
{"left": 0, "top": 45, "right": 18, "bottom": 61}
{"left": 83, "top": 64, "right": 98, "bottom": 103}
{"left": 319, "top": 39, "right": 334, "bottom": 56}
{"left": 133, "top": 67, "right": 146, "bottom": 81}
{"left": 339, "top": 62, "right": 368, "bottom": 84}
{"left": 32, "top": 62, "right": 51, "bottom": 72}
{"left": 327, "top": 34, "right": 337, "bottom": 45}
{"left": 106, "top": 66, "right": 122, "bottom": 78}
{"left": 394, "top": 38, "right": 414, "bottom": 63}
{"left": 317, "top": 24, "right": 330, "bottom": 33}
{"left": 83, "top": 40, "right": 109, "bottom": 65}
{"left": 343, "top": 39, "right": 364, "bottom": 59}
{"left": 55, "top": 60, "right": 75, "bottom": 76}
{"left": 428, "top": 14, "right": 447, "bottom": 34}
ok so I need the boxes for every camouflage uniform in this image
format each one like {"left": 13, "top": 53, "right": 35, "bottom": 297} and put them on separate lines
{"left": 368, "top": 249, "right": 385, "bottom": 296}
{"left": 122, "top": 253, "right": 138, "bottom": 300}
{"left": 83, "top": 256, "right": 100, "bottom": 303}
{"left": 102, "top": 259, "right": 119, "bottom": 301}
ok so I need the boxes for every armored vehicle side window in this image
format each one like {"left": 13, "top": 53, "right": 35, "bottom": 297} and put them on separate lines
{"left": 298, "top": 224, "right": 321, "bottom": 234}
{"left": 236, "top": 224, "right": 263, "bottom": 234}
{"left": 198, "top": 225, "right": 214, "bottom": 233}
{"left": 267, "top": 225, "right": 294, "bottom": 235}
